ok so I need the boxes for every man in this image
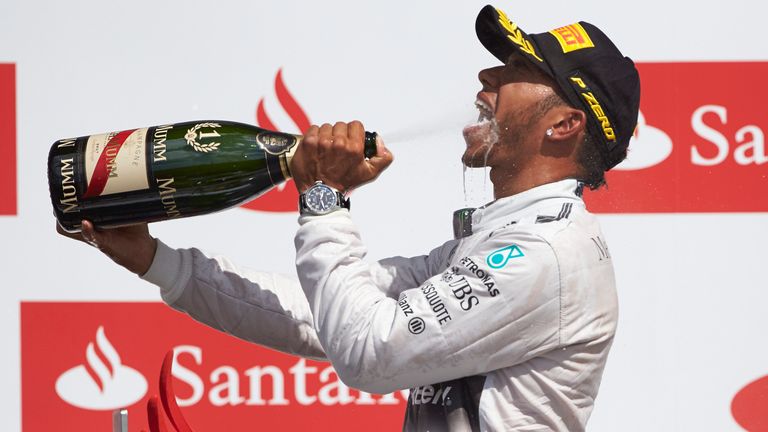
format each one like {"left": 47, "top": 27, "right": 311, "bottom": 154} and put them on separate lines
{"left": 61, "top": 5, "right": 639, "bottom": 431}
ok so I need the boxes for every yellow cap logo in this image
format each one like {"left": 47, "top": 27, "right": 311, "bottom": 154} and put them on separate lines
{"left": 495, "top": 8, "right": 543, "bottom": 62}
{"left": 549, "top": 23, "right": 595, "bottom": 53}
{"left": 570, "top": 76, "right": 616, "bottom": 142}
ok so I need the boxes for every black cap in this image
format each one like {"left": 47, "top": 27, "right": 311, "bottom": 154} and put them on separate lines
{"left": 475, "top": 5, "right": 640, "bottom": 170}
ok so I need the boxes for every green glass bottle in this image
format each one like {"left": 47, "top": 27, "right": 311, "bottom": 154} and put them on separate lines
{"left": 48, "top": 120, "right": 377, "bottom": 232}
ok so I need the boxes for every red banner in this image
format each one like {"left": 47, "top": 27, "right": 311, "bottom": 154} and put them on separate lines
{"left": 21, "top": 303, "right": 407, "bottom": 432}
{"left": 0, "top": 63, "right": 16, "bottom": 215}
{"left": 585, "top": 62, "right": 768, "bottom": 213}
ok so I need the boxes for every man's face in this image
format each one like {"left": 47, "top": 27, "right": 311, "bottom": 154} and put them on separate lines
{"left": 463, "top": 52, "right": 561, "bottom": 168}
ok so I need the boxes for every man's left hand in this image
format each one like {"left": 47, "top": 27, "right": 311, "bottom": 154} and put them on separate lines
{"left": 290, "top": 121, "right": 393, "bottom": 193}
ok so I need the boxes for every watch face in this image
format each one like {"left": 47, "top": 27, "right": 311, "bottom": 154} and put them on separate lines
{"left": 306, "top": 184, "right": 338, "bottom": 213}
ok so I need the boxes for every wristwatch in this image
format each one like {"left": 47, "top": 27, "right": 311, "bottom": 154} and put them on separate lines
{"left": 299, "top": 181, "right": 350, "bottom": 216}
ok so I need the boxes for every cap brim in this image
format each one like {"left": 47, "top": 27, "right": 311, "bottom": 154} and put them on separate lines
{"left": 475, "top": 5, "right": 555, "bottom": 79}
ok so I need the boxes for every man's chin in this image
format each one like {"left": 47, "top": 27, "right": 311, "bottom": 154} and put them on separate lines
{"left": 462, "top": 154, "right": 487, "bottom": 168}
{"left": 462, "top": 143, "right": 494, "bottom": 168}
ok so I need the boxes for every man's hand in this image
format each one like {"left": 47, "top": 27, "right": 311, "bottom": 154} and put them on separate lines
{"left": 56, "top": 221, "right": 157, "bottom": 275}
{"left": 290, "top": 121, "right": 393, "bottom": 193}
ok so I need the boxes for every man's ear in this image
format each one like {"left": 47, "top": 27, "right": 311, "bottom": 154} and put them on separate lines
{"left": 547, "top": 108, "right": 586, "bottom": 142}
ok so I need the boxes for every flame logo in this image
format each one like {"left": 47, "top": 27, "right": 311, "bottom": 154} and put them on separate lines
{"left": 732, "top": 375, "right": 768, "bottom": 431}
{"left": 613, "top": 111, "right": 673, "bottom": 171}
{"left": 241, "top": 69, "right": 312, "bottom": 212}
{"left": 55, "top": 326, "right": 147, "bottom": 410}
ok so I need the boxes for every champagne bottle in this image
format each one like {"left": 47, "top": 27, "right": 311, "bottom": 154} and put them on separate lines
{"left": 48, "top": 120, "right": 377, "bottom": 232}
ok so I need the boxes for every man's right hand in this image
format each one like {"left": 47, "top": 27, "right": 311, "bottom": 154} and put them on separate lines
{"left": 56, "top": 221, "right": 157, "bottom": 276}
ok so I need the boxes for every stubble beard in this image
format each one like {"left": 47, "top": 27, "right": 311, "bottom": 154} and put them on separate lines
{"left": 486, "top": 109, "right": 530, "bottom": 168}
{"left": 462, "top": 101, "right": 539, "bottom": 168}
{"left": 497, "top": 112, "right": 528, "bottom": 149}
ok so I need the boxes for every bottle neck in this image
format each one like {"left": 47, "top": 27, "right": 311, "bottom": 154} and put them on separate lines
{"left": 280, "top": 135, "right": 301, "bottom": 179}
{"left": 279, "top": 132, "right": 376, "bottom": 179}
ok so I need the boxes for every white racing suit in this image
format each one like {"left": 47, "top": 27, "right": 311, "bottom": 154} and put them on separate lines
{"left": 143, "top": 179, "right": 618, "bottom": 431}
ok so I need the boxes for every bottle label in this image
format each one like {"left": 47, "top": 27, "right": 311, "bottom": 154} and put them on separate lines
{"left": 82, "top": 128, "right": 150, "bottom": 198}
{"left": 256, "top": 132, "right": 298, "bottom": 155}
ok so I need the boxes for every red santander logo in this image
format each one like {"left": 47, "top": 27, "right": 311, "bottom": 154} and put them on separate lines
{"left": 584, "top": 62, "right": 768, "bottom": 213}
{"left": 0, "top": 63, "right": 15, "bottom": 216}
{"left": 55, "top": 326, "right": 147, "bottom": 410}
{"left": 240, "top": 69, "right": 309, "bottom": 213}
{"left": 21, "top": 302, "right": 406, "bottom": 431}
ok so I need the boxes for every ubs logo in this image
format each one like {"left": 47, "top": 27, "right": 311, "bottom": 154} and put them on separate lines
{"left": 55, "top": 326, "right": 147, "bottom": 410}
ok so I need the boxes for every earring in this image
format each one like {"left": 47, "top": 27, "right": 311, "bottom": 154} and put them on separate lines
{"left": 546, "top": 128, "right": 554, "bottom": 137}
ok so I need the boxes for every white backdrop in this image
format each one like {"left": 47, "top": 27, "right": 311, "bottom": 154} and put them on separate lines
{"left": 2, "top": 0, "right": 767, "bottom": 430}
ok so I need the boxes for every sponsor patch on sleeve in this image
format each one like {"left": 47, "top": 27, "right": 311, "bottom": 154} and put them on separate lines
{"left": 486, "top": 245, "right": 524, "bottom": 269}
